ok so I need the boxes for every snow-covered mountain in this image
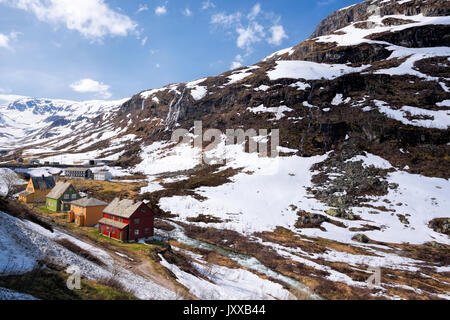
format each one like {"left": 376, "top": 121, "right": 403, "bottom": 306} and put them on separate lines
{"left": 0, "top": 95, "right": 133, "bottom": 163}
{"left": 1, "top": 0, "right": 449, "bottom": 299}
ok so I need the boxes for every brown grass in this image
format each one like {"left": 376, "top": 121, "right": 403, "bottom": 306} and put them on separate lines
{"left": 154, "top": 219, "right": 176, "bottom": 231}
{"left": 0, "top": 197, "right": 53, "bottom": 232}
{"left": 187, "top": 214, "right": 225, "bottom": 224}
{"left": 60, "top": 178, "right": 146, "bottom": 202}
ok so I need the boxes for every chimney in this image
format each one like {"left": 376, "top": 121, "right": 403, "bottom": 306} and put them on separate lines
{"left": 42, "top": 174, "right": 45, "bottom": 179}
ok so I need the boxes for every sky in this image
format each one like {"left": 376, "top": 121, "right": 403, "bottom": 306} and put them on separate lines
{"left": 0, "top": 0, "right": 361, "bottom": 101}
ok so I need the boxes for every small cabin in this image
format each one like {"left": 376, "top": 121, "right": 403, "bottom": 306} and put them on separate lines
{"left": 46, "top": 182, "right": 81, "bottom": 212}
{"left": 18, "top": 175, "right": 56, "bottom": 203}
{"left": 69, "top": 197, "right": 108, "bottom": 226}
{"left": 98, "top": 198, "right": 154, "bottom": 242}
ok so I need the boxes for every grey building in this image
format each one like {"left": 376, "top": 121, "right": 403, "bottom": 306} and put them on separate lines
{"left": 65, "top": 167, "right": 93, "bottom": 179}
{"left": 94, "top": 171, "right": 112, "bottom": 181}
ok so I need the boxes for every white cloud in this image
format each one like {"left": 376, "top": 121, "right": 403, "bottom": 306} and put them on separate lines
{"left": 247, "top": 3, "right": 261, "bottom": 20}
{"left": 201, "top": 1, "right": 215, "bottom": 10}
{"left": 211, "top": 12, "right": 242, "bottom": 27}
{"left": 141, "top": 36, "right": 148, "bottom": 46}
{"left": 70, "top": 78, "right": 112, "bottom": 99}
{"left": 230, "top": 54, "right": 244, "bottom": 69}
{"left": 0, "top": 33, "right": 10, "bottom": 49}
{"left": 155, "top": 5, "right": 167, "bottom": 16}
{"left": 183, "top": 8, "right": 193, "bottom": 17}
{"left": 155, "top": 63, "right": 161, "bottom": 68}
{"left": 137, "top": 4, "right": 148, "bottom": 14}
{"left": 0, "top": 31, "right": 20, "bottom": 50}
{"left": 267, "top": 25, "right": 288, "bottom": 45}
{"left": 0, "top": 0, "right": 137, "bottom": 41}
{"left": 317, "top": 0, "right": 337, "bottom": 6}
{"left": 210, "top": 4, "right": 287, "bottom": 53}
{"left": 236, "top": 22, "right": 265, "bottom": 50}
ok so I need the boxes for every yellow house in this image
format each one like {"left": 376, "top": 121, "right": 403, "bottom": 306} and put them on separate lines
{"left": 68, "top": 197, "right": 108, "bottom": 226}
{"left": 18, "top": 176, "right": 56, "bottom": 203}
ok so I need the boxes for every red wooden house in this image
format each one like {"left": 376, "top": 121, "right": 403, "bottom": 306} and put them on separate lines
{"left": 98, "top": 197, "right": 154, "bottom": 242}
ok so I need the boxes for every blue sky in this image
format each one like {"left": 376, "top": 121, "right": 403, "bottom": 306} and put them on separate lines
{"left": 0, "top": 0, "right": 360, "bottom": 101}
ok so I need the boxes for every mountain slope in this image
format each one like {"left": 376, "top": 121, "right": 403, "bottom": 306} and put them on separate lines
{"left": 0, "top": 95, "right": 135, "bottom": 163}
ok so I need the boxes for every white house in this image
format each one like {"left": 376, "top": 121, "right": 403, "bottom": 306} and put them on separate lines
{"left": 94, "top": 171, "right": 112, "bottom": 181}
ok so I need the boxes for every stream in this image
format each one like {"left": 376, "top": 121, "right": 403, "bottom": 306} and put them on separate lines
{"left": 155, "top": 220, "right": 321, "bottom": 300}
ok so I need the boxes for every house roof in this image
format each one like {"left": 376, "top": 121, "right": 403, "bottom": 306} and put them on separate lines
{"left": 46, "top": 182, "right": 72, "bottom": 199}
{"left": 71, "top": 197, "right": 108, "bottom": 207}
{"left": 30, "top": 176, "right": 55, "bottom": 191}
{"left": 98, "top": 217, "right": 128, "bottom": 230}
{"left": 103, "top": 197, "right": 145, "bottom": 219}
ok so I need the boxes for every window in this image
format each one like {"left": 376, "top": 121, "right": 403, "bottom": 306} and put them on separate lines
{"left": 71, "top": 194, "right": 77, "bottom": 199}
{"left": 141, "top": 208, "right": 146, "bottom": 214}
{"left": 64, "top": 194, "right": 69, "bottom": 199}
{"left": 145, "top": 228, "right": 150, "bottom": 234}
{"left": 134, "top": 230, "right": 140, "bottom": 236}
{"left": 134, "top": 218, "right": 140, "bottom": 225}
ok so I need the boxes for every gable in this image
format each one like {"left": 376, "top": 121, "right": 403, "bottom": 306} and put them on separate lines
{"left": 26, "top": 179, "right": 35, "bottom": 193}
{"left": 61, "top": 185, "right": 79, "bottom": 199}
{"left": 130, "top": 203, "right": 153, "bottom": 218}
{"left": 30, "top": 176, "right": 56, "bottom": 192}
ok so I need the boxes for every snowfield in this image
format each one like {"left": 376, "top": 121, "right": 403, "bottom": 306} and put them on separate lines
{"left": 153, "top": 141, "right": 450, "bottom": 244}
{"left": 371, "top": 100, "right": 450, "bottom": 130}
{"left": 139, "top": 138, "right": 449, "bottom": 298}
{"left": 186, "top": 78, "right": 208, "bottom": 101}
{"left": 159, "top": 152, "right": 329, "bottom": 234}
{"left": 247, "top": 104, "right": 294, "bottom": 121}
{"left": 267, "top": 60, "right": 368, "bottom": 81}
{"left": 160, "top": 254, "right": 295, "bottom": 300}
{"left": 0, "top": 287, "right": 38, "bottom": 300}
{"left": 226, "top": 66, "right": 260, "bottom": 85}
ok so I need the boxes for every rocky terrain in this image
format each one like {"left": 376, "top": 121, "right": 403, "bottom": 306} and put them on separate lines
{"left": 1, "top": 0, "right": 449, "bottom": 299}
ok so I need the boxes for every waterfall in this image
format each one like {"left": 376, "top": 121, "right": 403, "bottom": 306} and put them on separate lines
{"left": 165, "top": 88, "right": 186, "bottom": 128}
